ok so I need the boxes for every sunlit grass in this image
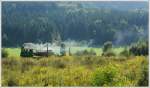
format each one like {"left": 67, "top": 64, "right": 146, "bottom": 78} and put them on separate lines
{"left": 2, "top": 55, "right": 148, "bottom": 86}
{"left": 5, "top": 47, "right": 124, "bottom": 57}
{"left": 5, "top": 48, "right": 21, "bottom": 57}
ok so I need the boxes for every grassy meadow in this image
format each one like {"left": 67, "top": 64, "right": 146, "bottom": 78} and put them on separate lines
{"left": 1, "top": 48, "right": 148, "bottom": 87}
{"left": 5, "top": 47, "right": 124, "bottom": 57}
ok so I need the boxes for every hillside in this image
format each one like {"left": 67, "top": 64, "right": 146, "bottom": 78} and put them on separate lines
{"left": 2, "top": 1, "right": 148, "bottom": 47}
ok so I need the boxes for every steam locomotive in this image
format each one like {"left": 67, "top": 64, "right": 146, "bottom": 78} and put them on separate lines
{"left": 20, "top": 43, "right": 66, "bottom": 57}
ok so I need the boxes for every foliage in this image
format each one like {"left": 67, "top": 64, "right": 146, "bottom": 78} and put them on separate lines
{"left": 75, "top": 49, "right": 96, "bottom": 56}
{"left": 102, "top": 41, "right": 116, "bottom": 57}
{"left": 102, "top": 50, "right": 116, "bottom": 57}
{"left": 129, "top": 41, "right": 148, "bottom": 56}
{"left": 92, "top": 64, "right": 118, "bottom": 86}
{"left": 103, "top": 41, "right": 113, "bottom": 52}
{"left": 119, "top": 47, "right": 130, "bottom": 57}
{"left": 91, "top": 56, "right": 149, "bottom": 86}
{"left": 2, "top": 2, "right": 148, "bottom": 47}
{"left": 137, "top": 57, "right": 148, "bottom": 86}
{"left": 2, "top": 48, "right": 8, "bottom": 58}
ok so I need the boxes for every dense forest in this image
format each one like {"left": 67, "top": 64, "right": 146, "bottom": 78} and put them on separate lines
{"left": 2, "top": 1, "right": 148, "bottom": 47}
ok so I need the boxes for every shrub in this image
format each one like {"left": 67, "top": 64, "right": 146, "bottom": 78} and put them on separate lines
{"left": 103, "top": 41, "right": 112, "bottom": 52}
{"left": 75, "top": 49, "right": 96, "bottom": 56}
{"left": 137, "top": 58, "right": 148, "bottom": 86}
{"left": 2, "top": 48, "right": 8, "bottom": 58}
{"left": 120, "top": 48, "right": 130, "bottom": 57}
{"left": 74, "top": 51, "right": 83, "bottom": 56}
{"left": 102, "top": 41, "right": 115, "bottom": 57}
{"left": 92, "top": 64, "right": 118, "bottom": 86}
{"left": 8, "top": 78, "right": 18, "bottom": 86}
{"left": 89, "top": 49, "right": 97, "bottom": 55}
{"left": 129, "top": 41, "right": 148, "bottom": 56}
{"left": 82, "top": 50, "right": 89, "bottom": 55}
{"left": 102, "top": 50, "right": 116, "bottom": 57}
{"left": 117, "top": 56, "right": 149, "bottom": 86}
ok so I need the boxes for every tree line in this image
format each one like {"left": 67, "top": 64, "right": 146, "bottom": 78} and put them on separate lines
{"left": 2, "top": 2, "right": 148, "bottom": 47}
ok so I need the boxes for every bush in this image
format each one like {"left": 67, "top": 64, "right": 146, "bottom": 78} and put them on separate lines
{"left": 92, "top": 64, "right": 118, "bottom": 86}
{"left": 120, "top": 48, "right": 130, "bottom": 57}
{"left": 89, "top": 49, "right": 97, "bottom": 55}
{"left": 102, "top": 50, "right": 116, "bottom": 57}
{"left": 103, "top": 41, "right": 112, "bottom": 52}
{"left": 137, "top": 58, "right": 148, "bottom": 86}
{"left": 2, "top": 48, "right": 8, "bottom": 58}
{"left": 7, "top": 78, "right": 18, "bottom": 86}
{"left": 129, "top": 41, "right": 148, "bottom": 56}
{"left": 102, "top": 41, "right": 115, "bottom": 57}
{"left": 117, "top": 56, "right": 149, "bottom": 86}
{"left": 75, "top": 49, "right": 96, "bottom": 56}
{"left": 82, "top": 50, "right": 89, "bottom": 55}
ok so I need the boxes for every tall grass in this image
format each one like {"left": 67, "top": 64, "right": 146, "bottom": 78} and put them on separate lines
{"left": 2, "top": 55, "right": 148, "bottom": 87}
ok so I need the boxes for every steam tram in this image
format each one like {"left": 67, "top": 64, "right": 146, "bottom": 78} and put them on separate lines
{"left": 20, "top": 43, "right": 66, "bottom": 57}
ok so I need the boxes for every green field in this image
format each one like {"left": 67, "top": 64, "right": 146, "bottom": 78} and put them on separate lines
{"left": 5, "top": 47, "right": 124, "bottom": 57}
{"left": 5, "top": 48, "right": 21, "bottom": 57}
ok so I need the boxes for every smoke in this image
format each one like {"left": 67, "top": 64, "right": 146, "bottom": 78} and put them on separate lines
{"left": 62, "top": 39, "right": 94, "bottom": 47}
{"left": 62, "top": 39, "right": 94, "bottom": 54}
{"left": 114, "top": 31, "right": 125, "bottom": 45}
{"left": 114, "top": 27, "right": 148, "bottom": 46}
{"left": 24, "top": 39, "right": 94, "bottom": 55}
{"left": 114, "top": 29, "right": 137, "bottom": 46}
